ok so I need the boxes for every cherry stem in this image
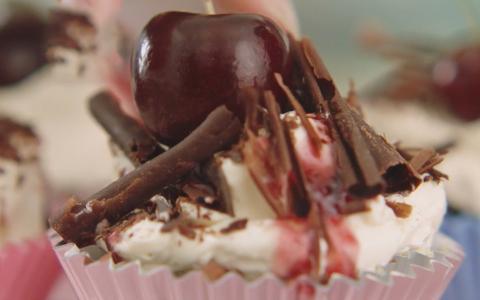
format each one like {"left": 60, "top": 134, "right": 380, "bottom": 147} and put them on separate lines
{"left": 204, "top": 0, "right": 216, "bottom": 14}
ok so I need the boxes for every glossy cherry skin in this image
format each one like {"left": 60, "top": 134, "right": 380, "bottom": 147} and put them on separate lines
{"left": 433, "top": 45, "right": 480, "bottom": 121}
{"left": 133, "top": 12, "right": 292, "bottom": 144}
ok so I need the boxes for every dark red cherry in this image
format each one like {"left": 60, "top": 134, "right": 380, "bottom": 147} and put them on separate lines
{"left": 133, "top": 12, "right": 292, "bottom": 144}
{"left": 432, "top": 45, "right": 480, "bottom": 121}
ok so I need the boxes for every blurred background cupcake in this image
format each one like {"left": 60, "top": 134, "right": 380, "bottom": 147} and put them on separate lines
{"left": 0, "top": 0, "right": 117, "bottom": 200}
{"left": 0, "top": 116, "right": 61, "bottom": 300}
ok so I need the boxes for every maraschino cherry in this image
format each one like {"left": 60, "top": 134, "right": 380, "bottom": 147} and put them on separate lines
{"left": 432, "top": 45, "right": 480, "bottom": 121}
{"left": 133, "top": 12, "right": 292, "bottom": 144}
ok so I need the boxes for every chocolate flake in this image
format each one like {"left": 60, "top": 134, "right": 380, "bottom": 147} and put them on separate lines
{"left": 346, "top": 80, "right": 363, "bottom": 116}
{"left": 242, "top": 90, "right": 311, "bottom": 217}
{"left": 89, "top": 91, "right": 163, "bottom": 165}
{"left": 300, "top": 38, "right": 421, "bottom": 198}
{"left": 396, "top": 145, "right": 448, "bottom": 180}
{"left": 386, "top": 201, "right": 412, "bottom": 218}
{"left": 220, "top": 219, "right": 248, "bottom": 234}
{"left": 275, "top": 73, "right": 324, "bottom": 153}
{"left": 337, "top": 200, "right": 370, "bottom": 215}
{"left": 264, "top": 91, "right": 292, "bottom": 172}
{"left": 52, "top": 106, "right": 241, "bottom": 246}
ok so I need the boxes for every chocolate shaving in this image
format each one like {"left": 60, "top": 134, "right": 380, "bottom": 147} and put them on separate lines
{"left": 409, "top": 148, "right": 437, "bottom": 171}
{"left": 220, "top": 219, "right": 248, "bottom": 234}
{"left": 243, "top": 90, "right": 310, "bottom": 217}
{"left": 396, "top": 145, "right": 448, "bottom": 180}
{"left": 300, "top": 38, "right": 421, "bottom": 198}
{"left": 275, "top": 73, "right": 324, "bottom": 153}
{"left": 264, "top": 91, "right": 292, "bottom": 173}
{"left": 337, "top": 200, "right": 370, "bottom": 215}
{"left": 241, "top": 88, "right": 261, "bottom": 132}
{"left": 51, "top": 106, "right": 241, "bottom": 246}
{"left": 161, "top": 219, "right": 197, "bottom": 240}
{"left": 89, "top": 91, "right": 163, "bottom": 165}
{"left": 289, "top": 37, "right": 326, "bottom": 113}
{"left": 346, "top": 80, "right": 363, "bottom": 116}
{"left": 386, "top": 201, "right": 412, "bottom": 218}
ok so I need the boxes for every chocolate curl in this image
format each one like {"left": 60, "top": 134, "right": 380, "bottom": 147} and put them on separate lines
{"left": 242, "top": 100, "right": 288, "bottom": 216}
{"left": 264, "top": 91, "right": 292, "bottom": 173}
{"left": 396, "top": 146, "right": 448, "bottom": 180}
{"left": 274, "top": 73, "right": 323, "bottom": 153}
{"left": 300, "top": 38, "right": 420, "bottom": 197}
{"left": 89, "top": 91, "right": 162, "bottom": 165}
{"left": 289, "top": 37, "right": 326, "bottom": 113}
{"left": 346, "top": 80, "right": 363, "bottom": 116}
{"left": 52, "top": 105, "right": 242, "bottom": 246}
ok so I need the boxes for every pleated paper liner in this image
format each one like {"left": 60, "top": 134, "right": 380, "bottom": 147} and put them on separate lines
{"left": 50, "top": 231, "right": 463, "bottom": 300}
{"left": 441, "top": 213, "right": 479, "bottom": 300}
{"left": 0, "top": 234, "right": 62, "bottom": 300}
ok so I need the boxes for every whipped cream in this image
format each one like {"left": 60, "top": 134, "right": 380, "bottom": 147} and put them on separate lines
{"left": 347, "top": 178, "right": 446, "bottom": 271}
{"left": 106, "top": 178, "right": 445, "bottom": 277}
{"left": 364, "top": 100, "right": 480, "bottom": 216}
{"left": 110, "top": 217, "right": 280, "bottom": 277}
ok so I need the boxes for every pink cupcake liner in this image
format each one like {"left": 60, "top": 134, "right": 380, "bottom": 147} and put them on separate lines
{"left": 0, "top": 234, "right": 63, "bottom": 300}
{"left": 50, "top": 231, "right": 463, "bottom": 300}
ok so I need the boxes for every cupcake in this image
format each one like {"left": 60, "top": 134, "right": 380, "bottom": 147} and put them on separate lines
{"left": 359, "top": 28, "right": 480, "bottom": 217}
{"left": 0, "top": 116, "right": 61, "bottom": 300}
{"left": 51, "top": 10, "right": 462, "bottom": 300}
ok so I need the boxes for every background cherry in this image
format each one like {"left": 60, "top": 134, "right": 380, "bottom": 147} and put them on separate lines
{"left": 133, "top": 11, "right": 292, "bottom": 144}
{"left": 432, "top": 45, "right": 480, "bottom": 121}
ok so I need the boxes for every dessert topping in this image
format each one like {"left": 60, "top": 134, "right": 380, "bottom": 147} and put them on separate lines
{"left": 89, "top": 92, "right": 162, "bottom": 165}
{"left": 52, "top": 105, "right": 241, "bottom": 246}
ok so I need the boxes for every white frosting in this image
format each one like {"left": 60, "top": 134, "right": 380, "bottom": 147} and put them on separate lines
{"left": 0, "top": 135, "right": 46, "bottom": 246}
{"left": 364, "top": 100, "right": 480, "bottom": 216}
{"left": 220, "top": 158, "right": 276, "bottom": 219}
{"left": 112, "top": 217, "right": 279, "bottom": 276}
{"left": 346, "top": 179, "right": 446, "bottom": 271}
{"left": 108, "top": 175, "right": 446, "bottom": 276}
